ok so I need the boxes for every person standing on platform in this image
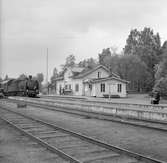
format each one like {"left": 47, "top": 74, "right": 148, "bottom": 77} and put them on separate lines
{"left": 151, "top": 90, "right": 160, "bottom": 104}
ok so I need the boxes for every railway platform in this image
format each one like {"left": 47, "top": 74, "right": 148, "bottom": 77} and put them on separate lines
{"left": 41, "top": 93, "right": 167, "bottom": 106}
{"left": 9, "top": 94, "right": 167, "bottom": 123}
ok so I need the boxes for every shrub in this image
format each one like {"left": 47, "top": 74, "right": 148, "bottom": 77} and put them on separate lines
{"left": 153, "top": 77, "right": 167, "bottom": 97}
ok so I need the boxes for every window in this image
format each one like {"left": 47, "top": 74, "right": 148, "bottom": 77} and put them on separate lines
{"left": 75, "top": 84, "right": 79, "bottom": 92}
{"left": 59, "top": 85, "right": 62, "bottom": 94}
{"left": 117, "top": 84, "right": 122, "bottom": 92}
{"left": 89, "top": 84, "right": 92, "bottom": 90}
{"left": 65, "top": 85, "right": 68, "bottom": 89}
{"left": 98, "top": 72, "right": 101, "bottom": 78}
{"left": 101, "top": 83, "right": 105, "bottom": 92}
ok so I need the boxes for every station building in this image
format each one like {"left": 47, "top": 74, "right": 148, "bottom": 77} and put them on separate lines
{"left": 55, "top": 65, "right": 128, "bottom": 97}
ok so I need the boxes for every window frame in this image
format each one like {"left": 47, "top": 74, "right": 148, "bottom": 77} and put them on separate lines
{"left": 98, "top": 72, "right": 101, "bottom": 78}
{"left": 65, "top": 85, "right": 68, "bottom": 89}
{"left": 69, "top": 84, "right": 71, "bottom": 90}
{"left": 100, "top": 83, "right": 105, "bottom": 92}
{"left": 75, "top": 84, "right": 79, "bottom": 92}
{"left": 117, "top": 84, "right": 122, "bottom": 92}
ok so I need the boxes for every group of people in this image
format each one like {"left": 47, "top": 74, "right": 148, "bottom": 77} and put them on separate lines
{"left": 59, "top": 88, "right": 65, "bottom": 95}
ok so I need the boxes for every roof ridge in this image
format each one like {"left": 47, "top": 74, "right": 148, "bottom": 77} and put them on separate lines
{"left": 73, "top": 64, "right": 110, "bottom": 79}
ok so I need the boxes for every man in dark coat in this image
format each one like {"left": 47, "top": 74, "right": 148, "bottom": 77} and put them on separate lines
{"left": 153, "top": 91, "right": 160, "bottom": 104}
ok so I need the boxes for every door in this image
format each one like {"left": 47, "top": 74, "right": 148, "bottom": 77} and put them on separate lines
{"left": 90, "top": 84, "right": 96, "bottom": 97}
{"left": 109, "top": 84, "right": 116, "bottom": 95}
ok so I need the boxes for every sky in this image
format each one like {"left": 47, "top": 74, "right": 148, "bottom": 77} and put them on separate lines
{"left": 1, "top": 0, "right": 167, "bottom": 81}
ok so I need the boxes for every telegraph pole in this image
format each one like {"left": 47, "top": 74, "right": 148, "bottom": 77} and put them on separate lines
{"left": 46, "top": 48, "right": 49, "bottom": 94}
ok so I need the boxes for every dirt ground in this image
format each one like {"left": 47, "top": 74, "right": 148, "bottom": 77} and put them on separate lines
{"left": 0, "top": 118, "right": 67, "bottom": 163}
{"left": 2, "top": 102, "right": 167, "bottom": 162}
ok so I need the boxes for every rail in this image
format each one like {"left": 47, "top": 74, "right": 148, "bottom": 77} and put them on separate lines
{"left": 0, "top": 104, "right": 165, "bottom": 163}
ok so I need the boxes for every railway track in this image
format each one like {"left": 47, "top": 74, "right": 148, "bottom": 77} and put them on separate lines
{"left": 0, "top": 104, "right": 165, "bottom": 163}
{"left": 0, "top": 119, "right": 69, "bottom": 163}
{"left": 4, "top": 98, "right": 167, "bottom": 132}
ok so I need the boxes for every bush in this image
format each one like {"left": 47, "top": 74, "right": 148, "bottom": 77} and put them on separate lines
{"left": 153, "top": 77, "right": 167, "bottom": 97}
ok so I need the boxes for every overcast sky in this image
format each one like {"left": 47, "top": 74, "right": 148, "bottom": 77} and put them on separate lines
{"left": 1, "top": 0, "right": 167, "bottom": 81}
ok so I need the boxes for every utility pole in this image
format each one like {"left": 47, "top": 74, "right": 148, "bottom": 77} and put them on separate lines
{"left": 46, "top": 48, "right": 49, "bottom": 94}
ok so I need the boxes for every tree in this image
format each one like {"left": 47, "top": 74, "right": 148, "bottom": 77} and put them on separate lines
{"left": 154, "top": 60, "right": 167, "bottom": 81}
{"left": 61, "top": 54, "right": 76, "bottom": 69}
{"left": 36, "top": 73, "right": 44, "bottom": 83}
{"left": 52, "top": 67, "right": 58, "bottom": 78}
{"left": 139, "top": 28, "right": 161, "bottom": 70}
{"left": 66, "top": 54, "right": 75, "bottom": 67}
{"left": 78, "top": 58, "right": 97, "bottom": 69}
{"left": 153, "top": 77, "right": 167, "bottom": 97}
{"left": 159, "top": 40, "right": 167, "bottom": 61}
{"left": 115, "top": 55, "right": 152, "bottom": 92}
{"left": 154, "top": 41, "right": 167, "bottom": 81}
{"left": 124, "top": 27, "right": 161, "bottom": 90}
{"left": 50, "top": 67, "right": 58, "bottom": 82}
{"left": 124, "top": 29, "right": 140, "bottom": 55}
{"left": 98, "top": 48, "right": 112, "bottom": 66}
{"left": 98, "top": 47, "right": 120, "bottom": 73}
{"left": 153, "top": 41, "right": 167, "bottom": 96}
{"left": 124, "top": 28, "right": 161, "bottom": 62}
{"left": 18, "top": 74, "right": 27, "bottom": 80}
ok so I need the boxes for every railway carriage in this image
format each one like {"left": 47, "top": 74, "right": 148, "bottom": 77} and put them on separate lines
{"left": 1, "top": 79, "right": 19, "bottom": 96}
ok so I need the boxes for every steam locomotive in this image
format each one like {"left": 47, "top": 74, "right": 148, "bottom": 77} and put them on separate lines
{"left": 0, "top": 76, "right": 39, "bottom": 97}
